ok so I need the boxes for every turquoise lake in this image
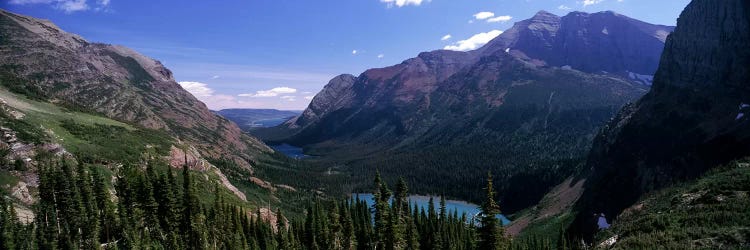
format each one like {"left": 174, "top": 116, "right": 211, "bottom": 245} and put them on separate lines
{"left": 353, "top": 193, "right": 511, "bottom": 226}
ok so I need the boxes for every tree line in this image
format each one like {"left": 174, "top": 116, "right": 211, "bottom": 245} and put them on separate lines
{"left": 0, "top": 157, "right": 566, "bottom": 249}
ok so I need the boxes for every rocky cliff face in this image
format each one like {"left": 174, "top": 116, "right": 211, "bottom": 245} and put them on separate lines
{"left": 574, "top": 0, "right": 750, "bottom": 237}
{"left": 280, "top": 10, "right": 671, "bottom": 151}
{"left": 0, "top": 9, "right": 270, "bottom": 167}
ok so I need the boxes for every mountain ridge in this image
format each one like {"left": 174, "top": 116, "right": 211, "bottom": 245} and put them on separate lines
{"left": 281, "top": 10, "right": 673, "bottom": 145}
{"left": 256, "top": 9, "right": 673, "bottom": 213}
{"left": 0, "top": 8, "right": 270, "bottom": 169}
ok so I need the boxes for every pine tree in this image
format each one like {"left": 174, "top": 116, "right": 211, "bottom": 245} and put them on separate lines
{"left": 340, "top": 201, "right": 354, "bottom": 250}
{"left": 36, "top": 164, "right": 59, "bottom": 250}
{"left": 372, "top": 170, "right": 391, "bottom": 250}
{"left": 181, "top": 153, "right": 201, "bottom": 248}
{"left": 477, "top": 172, "right": 507, "bottom": 250}
{"left": 275, "top": 208, "right": 288, "bottom": 250}
{"left": 75, "top": 162, "right": 100, "bottom": 249}
{"left": 0, "top": 192, "right": 17, "bottom": 250}
{"left": 92, "top": 166, "right": 118, "bottom": 246}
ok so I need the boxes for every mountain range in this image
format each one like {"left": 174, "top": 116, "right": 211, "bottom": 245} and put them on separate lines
{"left": 259, "top": 10, "right": 675, "bottom": 213}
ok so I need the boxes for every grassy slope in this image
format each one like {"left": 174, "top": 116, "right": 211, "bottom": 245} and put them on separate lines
{"left": 0, "top": 86, "right": 330, "bottom": 218}
{"left": 0, "top": 87, "right": 247, "bottom": 208}
{"left": 597, "top": 159, "right": 750, "bottom": 249}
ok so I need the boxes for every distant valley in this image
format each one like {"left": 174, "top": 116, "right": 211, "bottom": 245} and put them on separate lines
{"left": 215, "top": 108, "right": 301, "bottom": 131}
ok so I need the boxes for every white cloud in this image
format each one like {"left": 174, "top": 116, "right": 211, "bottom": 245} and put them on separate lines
{"left": 487, "top": 15, "right": 512, "bottom": 23}
{"left": 173, "top": 62, "right": 335, "bottom": 83}
{"left": 238, "top": 87, "right": 297, "bottom": 98}
{"left": 377, "top": 54, "right": 384, "bottom": 59}
{"left": 9, "top": 0, "right": 54, "bottom": 4}
{"left": 178, "top": 81, "right": 214, "bottom": 97}
{"left": 579, "top": 0, "right": 604, "bottom": 7}
{"left": 304, "top": 96, "right": 315, "bottom": 100}
{"left": 443, "top": 30, "right": 503, "bottom": 52}
{"left": 352, "top": 50, "right": 358, "bottom": 55}
{"left": 280, "top": 96, "right": 296, "bottom": 102}
{"left": 380, "top": 0, "right": 427, "bottom": 8}
{"left": 473, "top": 11, "right": 495, "bottom": 20}
{"left": 558, "top": 5, "right": 572, "bottom": 10}
{"left": 9, "top": 0, "right": 112, "bottom": 13}
{"left": 57, "top": 0, "right": 88, "bottom": 12}
{"left": 441, "top": 34, "right": 452, "bottom": 41}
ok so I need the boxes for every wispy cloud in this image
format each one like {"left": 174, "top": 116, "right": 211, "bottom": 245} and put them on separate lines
{"left": 377, "top": 54, "right": 384, "bottom": 59}
{"left": 473, "top": 11, "right": 495, "bottom": 20}
{"left": 473, "top": 12, "right": 512, "bottom": 23}
{"left": 280, "top": 96, "right": 297, "bottom": 102}
{"left": 380, "top": 0, "right": 428, "bottom": 8}
{"left": 238, "top": 87, "right": 297, "bottom": 98}
{"left": 178, "top": 81, "right": 214, "bottom": 97}
{"left": 171, "top": 63, "right": 335, "bottom": 83}
{"left": 9, "top": 0, "right": 111, "bottom": 13}
{"left": 176, "top": 81, "right": 305, "bottom": 110}
{"left": 444, "top": 30, "right": 502, "bottom": 52}
{"left": 579, "top": 0, "right": 604, "bottom": 7}
{"left": 558, "top": 5, "right": 572, "bottom": 11}
{"left": 441, "top": 34, "right": 452, "bottom": 41}
{"left": 487, "top": 15, "right": 512, "bottom": 23}
{"left": 352, "top": 50, "right": 358, "bottom": 55}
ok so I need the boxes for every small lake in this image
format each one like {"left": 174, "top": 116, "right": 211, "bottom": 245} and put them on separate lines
{"left": 250, "top": 117, "right": 293, "bottom": 128}
{"left": 271, "top": 144, "right": 310, "bottom": 159}
{"left": 353, "top": 193, "right": 511, "bottom": 226}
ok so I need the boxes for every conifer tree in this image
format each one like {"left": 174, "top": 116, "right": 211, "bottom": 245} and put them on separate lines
{"left": 75, "top": 162, "right": 100, "bottom": 249}
{"left": 477, "top": 172, "right": 507, "bottom": 250}
{"left": 275, "top": 208, "right": 288, "bottom": 250}
{"left": 0, "top": 193, "right": 17, "bottom": 250}
{"left": 372, "top": 170, "right": 391, "bottom": 250}
{"left": 92, "top": 165, "right": 118, "bottom": 245}
{"left": 340, "top": 201, "right": 354, "bottom": 250}
{"left": 181, "top": 153, "right": 201, "bottom": 248}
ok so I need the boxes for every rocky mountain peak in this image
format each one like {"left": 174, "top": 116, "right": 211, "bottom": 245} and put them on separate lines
{"left": 291, "top": 74, "right": 357, "bottom": 129}
{"left": 530, "top": 10, "right": 561, "bottom": 22}
{"left": 479, "top": 10, "right": 673, "bottom": 80}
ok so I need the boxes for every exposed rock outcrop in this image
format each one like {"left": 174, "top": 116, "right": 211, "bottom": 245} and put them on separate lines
{"left": 574, "top": 0, "right": 750, "bottom": 238}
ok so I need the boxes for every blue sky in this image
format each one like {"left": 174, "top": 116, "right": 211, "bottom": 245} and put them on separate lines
{"left": 2, "top": 0, "right": 690, "bottom": 110}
